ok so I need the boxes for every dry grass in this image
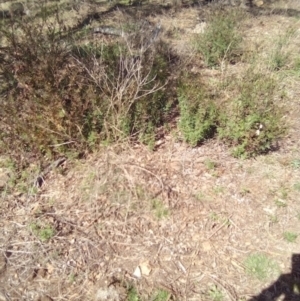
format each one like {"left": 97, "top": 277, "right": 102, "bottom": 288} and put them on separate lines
{"left": 1, "top": 1, "right": 300, "bottom": 301}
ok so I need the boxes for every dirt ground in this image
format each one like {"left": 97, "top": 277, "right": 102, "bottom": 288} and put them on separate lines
{"left": 1, "top": 1, "right": 300, "bottom": 300}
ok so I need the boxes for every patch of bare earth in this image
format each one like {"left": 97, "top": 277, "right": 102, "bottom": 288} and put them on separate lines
{"left": 1, "top": 1, "right": 300, "bottom": 301}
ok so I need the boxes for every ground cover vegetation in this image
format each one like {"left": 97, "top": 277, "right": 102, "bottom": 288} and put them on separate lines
{"left": 1, "top": 0, "right": 300, "bottom": 300}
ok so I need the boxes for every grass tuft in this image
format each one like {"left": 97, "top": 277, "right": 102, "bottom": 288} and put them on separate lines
{"left": 245, "top": 253, "right": 279, "bottom": 281}
{"left": 194, "top": 9, "right": 242, "bottom": 67}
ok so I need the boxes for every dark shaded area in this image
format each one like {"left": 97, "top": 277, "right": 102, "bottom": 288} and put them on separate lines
{"left": 249, "top": 254, "right": 300, "bottom": 301}
{"left": 249, "top": 6, "right": 300, "bottom": 18}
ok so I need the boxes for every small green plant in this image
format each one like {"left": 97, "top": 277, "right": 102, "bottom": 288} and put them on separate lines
{"left": 269, "top": 215, "right": 278, "bottom": 224}
{"left": 30, "top": 223, "right": 55, "bottom": 242}
{"left": 291, "top": 159, "right": 300, "bottom": 169}
{"left": 69, "top": 273, "right": 77, "bottom": 284}
{"left": 213, "top": 186, "right": 225, "bottom": 194}
{"left": 195, "top": 9, "right": 242, "bottom": 67}
{"left": 152, "top": 289, "right": 170, "bottom": 301}
{"left": 293, "top": 182, "right": 300, "bottom": 191}
{"left": 275, "top": 199, "right": 287, "bottom": 208}
{"left": 195, "top": 191, "right": 206, "bottom": 201}
{"left": 279, "top": 187, "right": 289, "bottom": 200}
{"left": 208, "top": 285, "right": 224, "bottom": 301}
{"left": 178, "top": 77, "right": 218, "bottom": 146}
{"left": 283, "top": 231, "right": 298, "bottom": 243}
{"left": 205, "top": 159, "right": 217, "bottom": 170}
{"left": 127, "top": 286, "right": 140, "bottom": 301}
{"left": 244, "top": 253, "right": 279, "bottom": 281}
{"left": 151, "top": 199, "right": 169, "bottom": 219}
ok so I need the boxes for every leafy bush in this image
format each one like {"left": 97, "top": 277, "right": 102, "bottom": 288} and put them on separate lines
{"left": 195, "top": 9, "right": 242, "bottom": 67}
{"left": 0, "top": 14, "right": 173, "bottom": 165}
{"left": 178, "top": 77, "right": 218, "bottom": 146}
{"left": 218, "top": 70, "right": 285, "bottom": 158}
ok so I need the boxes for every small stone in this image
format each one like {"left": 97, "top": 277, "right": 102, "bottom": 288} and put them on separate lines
{"left": 133, "top": 266, "right": 142, "bottom": 278}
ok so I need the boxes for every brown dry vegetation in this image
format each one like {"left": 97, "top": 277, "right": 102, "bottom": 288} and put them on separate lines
{"left": 1, "top": 0, "right": 300, "bottom": 300}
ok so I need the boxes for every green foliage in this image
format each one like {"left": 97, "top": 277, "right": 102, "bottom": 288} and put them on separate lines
{"left": 283, "top": 231, "right": 298, "bottom": 243}
{"left": 291, "top": 159, "right": 300, "bottom": 169}
{"left": 195, "top": 9, "right": 242, "bottom": 67}
{"left": 0, "top": 13, "right": 173, "bottom": 166}
{"left": 30, "top": 223, "right": 55, "bottom": 242}
{"left": 152, "top": 289, "right": 170, "bottom": 301}
{"left": 152, "top": 199, "right": 169, "bottom": 219}
{"left": 208, "top": 285, "right": 224, "bottom": 301}
{"left": 178, "top": 78, "right": 218, "bottom": 146}
{"left": 293, "top": 182, "right": 300, "bottom": 191}
{"left": 127, "top": 286, "right": 140, "bottom": 301}
{"left": 218, "top": 71, "right": 285, "bottom": 158}
{"left": 269, "top": 27, "right": 296, "bottom": 71}
{"left": 245, "top": 253, "right": 279, "bottom": 281}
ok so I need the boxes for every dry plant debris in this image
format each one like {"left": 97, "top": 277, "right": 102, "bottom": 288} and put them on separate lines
{"left": 1, "top": 1, "right": 300, "bottom": 301}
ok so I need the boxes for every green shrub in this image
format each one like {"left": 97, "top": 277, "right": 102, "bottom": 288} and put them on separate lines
{"left": 195, "top": 9, "right": 242, "bottom": 67}
{"left": 218, "top": 70, "right": 285, "bottom": 158}
{"left": 178, "top": 77, "right": 218, "bottom": 146}
{"left": 0, "top": 14, "right": 173, "bottom": 166}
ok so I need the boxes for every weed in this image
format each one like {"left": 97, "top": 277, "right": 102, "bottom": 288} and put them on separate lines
{"left": 205, "top": 159, "right": 217, "bottom": 170}
{"left": 283, "top": 231, "right": 298, "bottom": 243}
{"left": 269, "top": 27, "right": 296, "bottom": 71}
{"left": 69, "top": 273, "right": 77, "bottom": 284}
{"left": 127, "top": 286, "right": 140, "bottom": 301}
{"left": 218, "top": 70, "right": 285, "bottom": 158}
{"left": 195, "top": 191, "right": 206, "bottom": 201}
{"left": 178, "top": 76, "right": 218, "bottom": 146}
{"left": 269, "top": 215, "right": 278, "bottom": 224}
{"left": 195, "top": 9, "right": 242, "bottom": 67}
{"left": 213, "top": 186, "right": 225, "bottom": 194}
{"left": 291, "top": 159, "right": 300, "bottom": 169}
{"left": 30, "top": 223, "right": 55, "bottom": 242}
{"left": 209, "top": 212, "right": 219, "bottom": 221}
{"left": 244, "top": 253, "right": 279, "bottom": 281}
{"left": 293, "top": 182, "right": 300, "bottom": 191}
{"left": 151, "top": 199, "right": 169, "bottom": 219}
{"left": 208, "top": 285, "right": 224, "bottom": 301}
{"left": 275, "top": 199, "right": 287, "bottom": 208}
{"left": 279, "top": 187, "right": 289, "bottom": 200}
{"left": 152, "top": 289, "right": 170, "bottom": 301}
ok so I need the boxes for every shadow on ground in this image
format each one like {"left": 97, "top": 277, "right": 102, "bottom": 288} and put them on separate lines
{"left": 249, "top": 254, "right": 300, "bottom": 301}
